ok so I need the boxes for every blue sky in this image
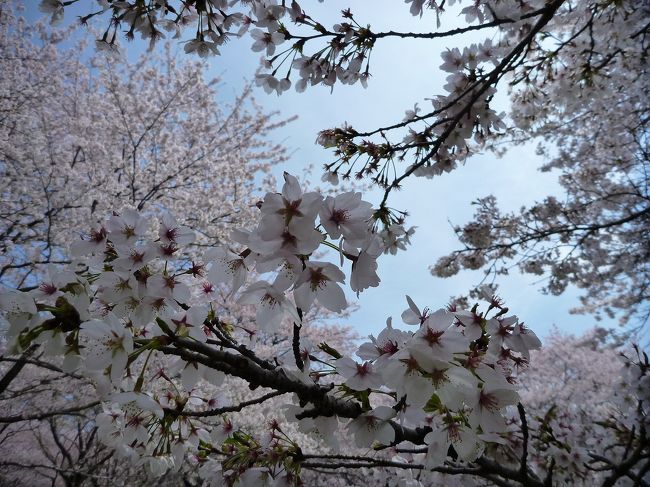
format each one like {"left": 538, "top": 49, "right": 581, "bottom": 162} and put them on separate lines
{"left": 28, "top": 1, "right": 600, "bottom": 341}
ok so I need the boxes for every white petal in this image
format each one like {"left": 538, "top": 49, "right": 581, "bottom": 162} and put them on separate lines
{"left": 110, "top": 351, "right": 128, "bottom": 383}
{"left": 316, "top": 281, "right": 347, "bottom": 312}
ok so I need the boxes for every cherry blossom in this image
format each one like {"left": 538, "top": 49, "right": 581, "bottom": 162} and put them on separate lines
{"left": 205, "top": 246, "right": 250, "bottom": 293}
{"left": 410, "top": 309, "right": 470, "bottom": 362}
{"left": 425, "top": 417, "right": 482, "bottom": 468}
{"left": 335, "top": 357, "right": 383, "bottom": 391}
{"left": 357, "top": 318, "right": 408, "bottom": 366}
{"left": 319, "top": 192, "right": 373, "bottom": 245}
{"left": 381, "top": 350, "right": 436, "bottom": 407}
{"left": 250, "top": 28, "right": 285, "bottom": 56}
{"left": 81, "top": 314, "right": 134, "bottom": 383}
{"left": 105, "top": 209, "right": 151, "bottom": 250}
{"left": 348, "top": 234, "right": 383, "bottom": 294}
{"left": 467, "top": 382, "right": 519, "bottom": 433}
{"left": 347, "top": 406, "right": 396, "bottom": 448}
{"left": 158, "top": 213, "right": 196, "bottom": 246}
{"left": 238, "top": 281, "right": 299, "bottom": 332}
{"left": 400, "top": 295, "right": 430, "bottom": 326}
{"left": 293, "top": 262, "right": 347, "bottom": 313}
{"left": 0, "top": 17, "right": 289, "bottom": 287}
{"left": 0, "top": 197, "right": 645, "bottom": 484}
{"left": 29, "top": 264, "right": 78, "bottom": 303}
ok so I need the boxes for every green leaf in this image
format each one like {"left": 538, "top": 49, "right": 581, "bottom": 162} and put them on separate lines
{"left": 318, "top": 342, "right": 342, "bottom": 359}
{"left": 423, "top": 394, "right": 443, "bottom": 413}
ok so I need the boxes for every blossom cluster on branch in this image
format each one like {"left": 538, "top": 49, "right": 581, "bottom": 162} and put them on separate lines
{"left": 1, "top": 174, "right": 648, "bottom": 486}
{"left": 431, "top": 0, "right": 649, "bottom": 325}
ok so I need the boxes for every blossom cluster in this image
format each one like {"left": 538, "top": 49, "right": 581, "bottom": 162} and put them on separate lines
{"left": 0, "top": 174, "right": 410, "bottom": 477}
{"left": 430, "top": 0, "right": 650, "bottom": 325}
{"left": 2, "top": 172, "right": 648, "bottom": 484}
{"left": 39, "top": 0, "right": 445, "bottom": 90}
{"left": 335, "top": 300, "right": 540, "bottom": 462}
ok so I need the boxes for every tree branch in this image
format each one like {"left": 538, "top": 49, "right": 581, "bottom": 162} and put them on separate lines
{"left": 0, "top": 401, "right": 100, "bottom": 424}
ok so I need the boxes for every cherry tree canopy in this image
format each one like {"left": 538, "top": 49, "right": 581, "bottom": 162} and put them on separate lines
{"left": 39, "top": 0, "right": 650, "bottom": 326}
{"left": 0, "top": 7, "right": 290, "bottom": 287}
{"left": 0, "top": 1, "right": 648, "bottom": 486}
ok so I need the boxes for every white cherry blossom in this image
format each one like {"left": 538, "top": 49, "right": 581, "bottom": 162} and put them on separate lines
{"left": 205, "top": 246, "right": 250, "bottom": 293}
{"left": 319, "top": 192, "right": 373, "bottom": 244}
{"left": 238, "top": 281, "right": 299, "bottom": 332}
{"left": 349, "top": 234, "right": 383, "bottom": 294}
{"left": 81, "top": 314, "right": 134, "bottom": 383}
{"left": 357, "top": 317, "right": 409, "bottom": 366}
{"left": 424, "top": 416, "right": 482, "bottom": 468}
{"left": 158, "top": 213, "right": 195, "bottom": 246}
{"left": 105, "top": 208, "right": 150, "bottom": 249}
{"left": 335, "top": 357, "right": 384, "bottom": 391}
{"left": 29, "top": 264, "right": 78, "bottom": 302}
{"left": 347, "top": 406, "right": 396, "bottom": 448}
{"left": 400, "top": 295, "right": 430, "bottom": 325}
{"left": 410, "top": 309, "right": 470, "bottom": 361}
{"left": 293, "top": 261, "right": 347, "bottom": 313}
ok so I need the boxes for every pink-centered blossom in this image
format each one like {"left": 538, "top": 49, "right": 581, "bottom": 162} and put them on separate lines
{"left": 401, "top": 295, "right": 430, "bottom": 325}
{"left": 347, "top": 406, "right": 396, "bottom": 448}
{"left": 29, "top": 264, "right": 78, "bottom": 303}
{"left": 238, "top": 281, "right": 299, "bottom": 332}
{"left": 335, "top": 357, "right": 383, "bottom": 391}
{"left": 81, "top": 314, "right": 134, "bottom": 383}
{"left": 357, "top": 317, "right": 409, "bottom": 366}
{"left": 425, "top": 416, "right": 483, "bottom": 468}
{"left": 319, "top": 191, "right": 373, "bottom": 244}
{"left": 467, "top": 382, "right": 519, "bottom": 433}
{"left": 349, "top": 234, "right": 383, "bottom": 294}
{"left": 158, "top": 213, "right": 195, "bottom": 246}
{"left": 105, "top": 208, "right": 150, "bottom": 249}
{"left": 381, "top": 349, "right": 436, "bottom": 407}
{"left": 293, "top": 261, "right": 347, "bottom": 313}
{"left": 205, "top": 246, "right": 250, "bottom": 293}
{"left": 410, "top": 308, "right": 471, "bottom": 361}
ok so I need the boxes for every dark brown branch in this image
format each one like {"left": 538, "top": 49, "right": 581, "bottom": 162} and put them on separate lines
{"left": 0, "top": 355, "right": 87, "bottom": 380}
{"left": 293, "top": 322, "right": 304, "bottom": 371}
{"left": 297, "top": 453, "right": 545, "bottom": 486}
{"left": 173, "top": 390, "right": 286, "bottom": 417}
{"left": 159, "top": 337, "right": 363, "bottom": 419}
{"left": 594, "top": 424, "right": 650, "bottom": 487}
{"left": 517, "top": 402, "right": 530, "bottom": 482}
{"left": 0, "top": 344, "right": 38, "bottom": 396}
{"left": 298, "top": 457, "right": 483, "bottom": 476}
{"left": 379, "top": 0, "right": 566, "bottom": 207}
{"left": 371, "top": 6, "right": 552, "bottom": 41}
{"left": 0, "top": 401, "right": 100, "bottom": 423}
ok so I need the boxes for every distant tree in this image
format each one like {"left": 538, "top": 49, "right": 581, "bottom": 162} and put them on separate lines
{"left": 432, "top": 1, "right": 649, "bottom": 326}
{"left": 0, "top": 5, "right": 290, "bottom": 287}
